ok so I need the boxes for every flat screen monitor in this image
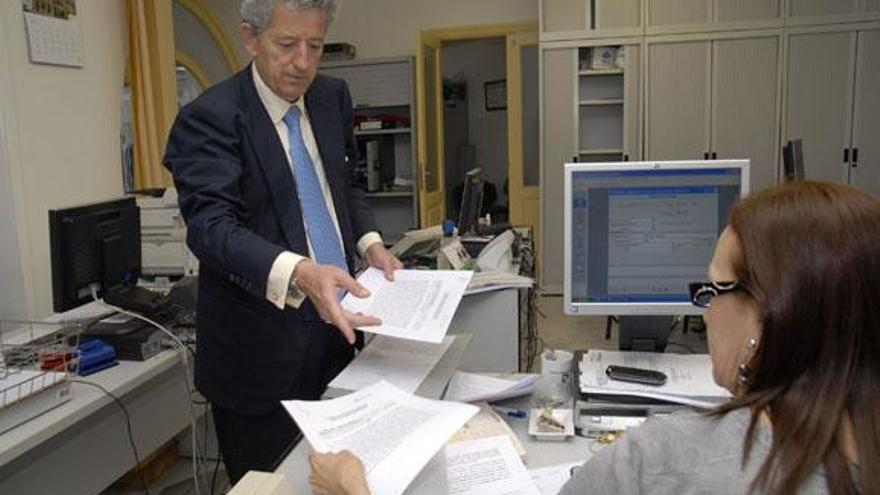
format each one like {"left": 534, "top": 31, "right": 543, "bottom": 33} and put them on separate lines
{"left": 49, "top": 197, "right": 142, "bottom": 313}
{"left": 564, "top": 160, "right": 749, "bottom": 317}
{"left": 457, "top": 167, "right": 484, "bottom": 234}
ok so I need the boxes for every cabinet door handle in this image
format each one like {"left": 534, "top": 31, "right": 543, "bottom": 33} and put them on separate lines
{"left": 852, "top": 148, "right": 859, "bottom": 167}
{"left": 711, "top": 152, "right": 717, "bottom": 160}
{"left": 844, "top": 148, "right": 849, "bottom": 163}
{"left": 703, "top": 152, "right": 709, "bottom": 160}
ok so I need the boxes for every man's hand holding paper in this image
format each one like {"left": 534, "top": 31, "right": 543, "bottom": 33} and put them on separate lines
{"left": 341, "top": 268, "right": 473, "bottom": 343}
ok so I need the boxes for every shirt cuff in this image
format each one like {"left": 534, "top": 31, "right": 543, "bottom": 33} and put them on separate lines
{"left": 266, "top": 251, "right": 308, "bottom": 310}
{"left": 357, "top": 232, "right": 384, "bottom": 257}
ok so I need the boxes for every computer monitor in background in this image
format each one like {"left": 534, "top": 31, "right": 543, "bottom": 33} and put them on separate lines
{"left": 457, "top": 167, "right": 484, "bottom": 235}
{"left": 782, "top": 139, "right": 805, "bottom": 182}
{"left": 564, "top": 160, "right": 749, "bottom": 351}
{"left": 49, "top": 197, "right": 167, "bottom": 314}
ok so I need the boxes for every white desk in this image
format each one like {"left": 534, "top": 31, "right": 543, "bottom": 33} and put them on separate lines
{"left": 274, "top": 337, "right": 598, "bottom": 494}
{"left": 0, "top": 314, "right": 195, "bottom": 494}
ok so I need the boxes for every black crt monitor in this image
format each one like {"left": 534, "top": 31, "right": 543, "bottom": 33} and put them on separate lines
{"left": 782, "top": 139, "right": 805, "bottom": 182}
{"left": 564, "top": 160, "right": 749, "bottom": 351}
{"left": 457, "top": 167, "right": 484, "bottom": 234}
{"left": 49, "top": 197, "right": 167, "bottom": 314}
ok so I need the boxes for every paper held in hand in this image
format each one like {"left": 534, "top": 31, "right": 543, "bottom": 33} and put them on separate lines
{"left": 281, "top": 380, "right": 478, "bottom": 495}
{"left": 341, "top": 267, "right": 473, "bottom": 343}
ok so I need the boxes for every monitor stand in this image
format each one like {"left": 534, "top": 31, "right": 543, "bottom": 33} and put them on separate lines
{"left": 618, "top": 316, "right": 673, "bottom": 352}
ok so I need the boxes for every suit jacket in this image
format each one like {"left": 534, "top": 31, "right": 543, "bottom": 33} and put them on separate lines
{"left": 164, "top": 66, "right": 376, "bottom": 415}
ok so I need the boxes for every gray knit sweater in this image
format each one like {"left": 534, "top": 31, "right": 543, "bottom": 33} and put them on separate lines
{"left": 559, "top": 408, "right": 858, "bottom": 494}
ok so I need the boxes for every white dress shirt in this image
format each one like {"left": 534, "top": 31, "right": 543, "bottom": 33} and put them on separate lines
{"left": 252, "top": 65, "right": 382, "bottom": 309}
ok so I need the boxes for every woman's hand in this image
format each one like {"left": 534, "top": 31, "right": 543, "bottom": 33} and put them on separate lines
{"left": 309, "top": 450, "right": 371, "bottom": 495}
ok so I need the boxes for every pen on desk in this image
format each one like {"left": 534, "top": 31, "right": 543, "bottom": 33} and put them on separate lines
{"left": 492, "top": 406, "right": 527, "bottom": 419}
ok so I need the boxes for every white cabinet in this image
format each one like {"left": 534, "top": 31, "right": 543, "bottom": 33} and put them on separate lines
{"left": 784, "top": 31, "right": 855, "bottom": 185}
{"left": 647, "top": 0, "right": 782, "bottom": 30}
{"left": 540, "top": 48, "right": 578, "bottom": 291}
{"left": 648, "top": 0, "right": 712, "bottom": 27}
{"left": 851, "top": 29, "right": 880, "bottom": 197}
{"left": 595, "top": 0, "right": 642, "bottom": 30}
{"left": 541, "top": 44, "right": 640, "bottom": 291}
{"left": 646, "top": 41, "right": 711, "bottom": 160}
{"left": 541, "top": 0, "right": 589, "bottom": 34}
{"left": 786, "top": 28, "right": 880, "bottom": 196}
{"left": 788, "top": 0, "right": 859, "bottom": 18}
{"left": 647, "top": 35, "right": 780, "bottom": 192}
{"left": 711, "top": 37, "right": 780, "bottom": 191}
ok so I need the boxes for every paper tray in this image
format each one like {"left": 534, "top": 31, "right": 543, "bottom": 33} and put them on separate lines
{"left": 528, "top": 408, "right": 574, "bottom": 441}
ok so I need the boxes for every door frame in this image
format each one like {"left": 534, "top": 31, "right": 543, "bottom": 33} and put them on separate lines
{"left": 416, "top": 22, "right": 538, "bottom": 227}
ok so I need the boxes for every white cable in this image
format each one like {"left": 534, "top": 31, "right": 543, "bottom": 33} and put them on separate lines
{"left": 89, "top": 287, "right": 205, "bottom": 495}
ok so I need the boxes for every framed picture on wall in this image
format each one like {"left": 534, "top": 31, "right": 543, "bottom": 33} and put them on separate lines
{"left": 484, "top": 79, "right": 506, "bottom": 111}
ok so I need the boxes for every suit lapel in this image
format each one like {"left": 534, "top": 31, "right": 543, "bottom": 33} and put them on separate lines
{"left": 305, "top": 84, "right": 346, "bottom": 210}
{"left": 239, "top": 68, "right": 308, "bottom": 253}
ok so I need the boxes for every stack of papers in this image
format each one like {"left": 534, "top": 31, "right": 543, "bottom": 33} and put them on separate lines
{"left": 466, "top": 271, "right": 533, "bottom": 295}
{"left": 328, "top": 335, "right": 455, "bottom": 394}
{"left": 579, "top": 350, "right": 731, "bottom": 408}
{"left": 445, "top": 435, "right": 540, "bottom": 495}
{"left": 342, "top": 268, "right": 473, "bottom": 343}
{"left": 447, "top": 402, "right": 527, "bottom": 458}
{"left": 528, "top": 462, "right": 582, "bottom": 495}
{"left": 444, "top": 371, "right": 537, "bottom": 403}
{"left": 282, "top": 381, "right": 478, "bottom": 495}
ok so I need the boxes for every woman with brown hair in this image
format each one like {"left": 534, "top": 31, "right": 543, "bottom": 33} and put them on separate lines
{"left": 556, "top": 180, "right": 878, "bottom": 494}
{"left": 307, "top": 181, "right": 878, "bottom": 494}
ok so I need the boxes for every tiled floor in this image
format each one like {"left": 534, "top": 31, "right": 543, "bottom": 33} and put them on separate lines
{"left": 101, "top": 295, "right": 708, "bottom": 494}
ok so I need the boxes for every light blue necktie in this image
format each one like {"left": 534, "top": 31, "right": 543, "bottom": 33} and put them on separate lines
{"left": 283, "top": 106, "right": 347, "bottom": 272}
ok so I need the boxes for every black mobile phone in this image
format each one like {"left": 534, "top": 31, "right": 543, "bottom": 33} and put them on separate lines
{"left": 605, "top": 365, "right": 668, "bottom": 386}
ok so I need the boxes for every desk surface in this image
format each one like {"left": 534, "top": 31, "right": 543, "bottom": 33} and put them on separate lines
{"left": 275, "top": 333, "right": 599, "bottom": 494}
{"left": 0, "top": 302, "right": 194, "bottom": 495}
{"left": 0, "top": 349, "right": 183, "bottom": 468}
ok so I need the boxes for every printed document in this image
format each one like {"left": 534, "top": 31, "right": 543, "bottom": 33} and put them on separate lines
{"left": 528, "top": 462, "right": 582, "bottom": 495}
{"left": 342, "top": 268, "right": 473, "bottom": 343}
{"left": 445, "top": 435, "right": 540, "bottom": 495}
{"left": 281, "top": 381, "right": 478, "bottom": 495}
{"left": 329, "top": 335, "right": 455, "bottom": 393}
{"left": 444, "top": 371, "right": 538, "bottom": 403}
{"left": 579, "top": 350, "right": 731, "bottom": 408}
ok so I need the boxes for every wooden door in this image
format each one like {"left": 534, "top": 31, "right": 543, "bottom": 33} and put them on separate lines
{"left": 416, "top": 33, "right": 445, "bottom": 226}
{"left": 507, "top": 31, "right": 539, "bottom": 237}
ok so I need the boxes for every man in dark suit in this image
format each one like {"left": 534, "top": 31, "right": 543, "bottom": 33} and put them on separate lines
{"left": 163, "top": 0, "right": 401, "bottom": 484}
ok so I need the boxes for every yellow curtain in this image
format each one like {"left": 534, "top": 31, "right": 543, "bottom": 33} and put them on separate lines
{"left": 128, "top": 0, "right": 177, "bottom": 189}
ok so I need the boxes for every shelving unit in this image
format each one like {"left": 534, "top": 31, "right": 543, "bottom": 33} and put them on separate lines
{"left": 576, "top": 46, "right": 630, "bottom": 162}
{"left": 319, "top": 56, "right": 419, "bottom": 241}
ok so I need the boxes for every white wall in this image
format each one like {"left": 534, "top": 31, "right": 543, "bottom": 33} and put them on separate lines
{"left": 327, "top": 0, "right": 536, "bottom": 58}
{"left": 0, "top": 0, "right": 128, "bottom": 318}
{"left": 209, "top": 0, "right": 537, "bottom": 60}
{"left": 444, "top": 38, "right": 509, "bottom": 207}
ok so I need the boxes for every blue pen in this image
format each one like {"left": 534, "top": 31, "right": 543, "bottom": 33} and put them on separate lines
{"left": 492, "top": 406, "right": 527, "bottom": 419}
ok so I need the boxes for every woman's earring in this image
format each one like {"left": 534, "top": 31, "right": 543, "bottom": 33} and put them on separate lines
{"left": 736, "top": 338, "right": 759, "bottom": 387}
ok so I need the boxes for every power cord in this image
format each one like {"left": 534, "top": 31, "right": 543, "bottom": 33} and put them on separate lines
{"left": 90, "top": 287, "right": 206, "bottom": 495}
{"left": 69, "top": 379, "right": 152, "bottom": 495}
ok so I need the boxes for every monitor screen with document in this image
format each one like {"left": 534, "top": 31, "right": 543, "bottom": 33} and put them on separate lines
{"left": 564, "top": 160, "right": 749, "bottom": 317}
